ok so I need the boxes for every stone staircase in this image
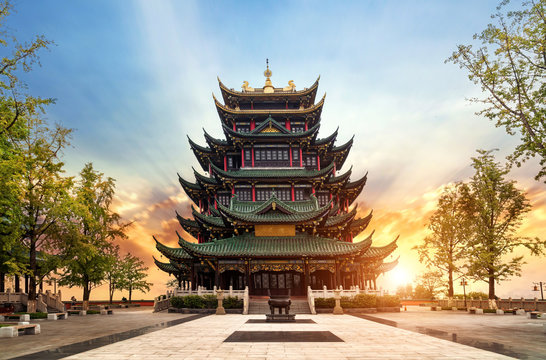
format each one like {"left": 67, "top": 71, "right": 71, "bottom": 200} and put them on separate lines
{"left": 248, "top": 299, "right": 311, "bottom": 314}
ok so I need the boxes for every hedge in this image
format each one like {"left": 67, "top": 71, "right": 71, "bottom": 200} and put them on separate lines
{"left": 169, "top": 295, "right": 243, "bottom": 309}
{"left": 314, "top": 295, "right": 399, "bottom": 309}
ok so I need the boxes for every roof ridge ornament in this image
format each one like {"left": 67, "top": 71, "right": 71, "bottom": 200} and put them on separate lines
{"left": 263, "top": 58, "right": 274, "bottom": 93}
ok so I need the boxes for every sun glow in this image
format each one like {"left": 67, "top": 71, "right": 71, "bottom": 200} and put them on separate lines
{"left": 388, "top": 266, "right": 413, "bottom": 288}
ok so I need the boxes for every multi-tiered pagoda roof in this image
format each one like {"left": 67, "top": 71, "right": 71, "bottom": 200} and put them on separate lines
{"left": 154, "top": 65, "right": 398, "bottom": 294}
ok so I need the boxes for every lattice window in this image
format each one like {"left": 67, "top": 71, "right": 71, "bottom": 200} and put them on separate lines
{"left": 276, "top": 188, "right": 291, "bottom": 201}
{"left": 292, "top": 148, "right": 299, "bottom": 161}
{"left": 256, "top": 188, "right": 271, "bottom": 201}
{"left": 317, "top": 192, "right": 329, "bottom": 206}
{"left": 217, "top": 194, "right": 230, "bottom": 207}
{"left": 235, "top": 189, "right": 252, "bottom": 201}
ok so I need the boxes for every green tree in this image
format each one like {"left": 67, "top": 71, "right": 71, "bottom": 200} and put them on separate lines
{"left": 0, "top": 0, "right": 53, "bottom": 278}
{"left": 414, "top": 271, "right": 445, "bottom": 300}
{"left": 105, "top": 246, "right": 123, "bottom": 304}
{"left": 58, "top": 163, "right": 128, "bottom": 302}
{"left": 447, "top": 0, "right": 546, "bottom": 181}
{"left": 14, "top": 116, "right": 72, "bottom": 304}
{"left": 0, "top": 0, "right": 53, "bottom": 134}
{"left": 413, "top": 183, "right": 473, "bottom": 297}
{"left": 463, "top": 150, "right": 544, "bottom": 299}
{"left": 118, "top": 253, "right": 152, "bottom": 303}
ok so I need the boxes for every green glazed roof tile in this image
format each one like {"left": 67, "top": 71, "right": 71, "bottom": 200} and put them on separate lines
{"left": 177, "top": 232, "right": 373, "bottom": 258}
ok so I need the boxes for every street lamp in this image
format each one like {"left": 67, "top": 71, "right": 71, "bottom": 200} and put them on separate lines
{"left": 460, "top": 278, "right": 468, "bottom": 307}
{"left": 532, "top": 282, "right": 544, "bottom": 301}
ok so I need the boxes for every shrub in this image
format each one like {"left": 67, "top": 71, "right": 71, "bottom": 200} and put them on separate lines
{"left": 87, "top": 310, "right": 100, "bottom": 315}
{"left": 223, "top": 296, "right": 243, "bottom": 309}
{"left": 353, "top": 294, "right": 377, "bottom": 308}
{"left": 441, "top": 306, "right": 453, "bottom": 310}
{"left": 378, "top": 295, "right": 400, "bottom": 307}
{"left": 122, "top": 297, "right": 127, "bottom": 302}
{"left": 183, "top": 295, "right": 205, "bottom": 309}
{"left": 30, "top": 312, "right": 48, "bottom": 319}
{"left": 202, "top": 295, "right": 217, "bottom": 308}
{"left": 170, "top": 296, "right": 185, "bottom": 308}
{"left": 483, "top": 308, "right": 497, "bottom": 313}
{"left": 314, "top": 297, "right": 335, "bottom": 308}
{"left": 340, "top": 296, "right": 356, "bottom": 308}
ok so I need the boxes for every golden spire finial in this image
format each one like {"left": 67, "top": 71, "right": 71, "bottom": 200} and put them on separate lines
{"left": 263, "top": 58, "right": 274, "bottom": 93}
{"left": 264, "top": 58, "right": 272, "bottom": 78}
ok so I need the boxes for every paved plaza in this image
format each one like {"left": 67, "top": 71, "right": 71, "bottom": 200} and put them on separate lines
{"left": 58, "top": 314, "right": 509, "bottom": 359}
{"left": 4, "top": 306, "right": 546, "bottom": 359}
{"left": 1, "top": 307, "right": 194, "bottom": 359}
{"left": 362, "top": 306, "right": 546, "bottom": 359}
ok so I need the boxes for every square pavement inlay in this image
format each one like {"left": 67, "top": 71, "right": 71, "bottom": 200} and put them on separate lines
{"left": 245, "top": 319, "right": 316, "bottom": 324}
{"left": 224, "top": 330, "right": 343, "bottom": 342}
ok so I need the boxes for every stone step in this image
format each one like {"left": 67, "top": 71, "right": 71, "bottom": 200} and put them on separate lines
{"left": 248, "top": 300, "right": 311, "bottom": 314}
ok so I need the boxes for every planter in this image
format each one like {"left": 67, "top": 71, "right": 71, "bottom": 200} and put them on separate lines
{"left": 168, "top": 307, "right": 243, "bottom": 314}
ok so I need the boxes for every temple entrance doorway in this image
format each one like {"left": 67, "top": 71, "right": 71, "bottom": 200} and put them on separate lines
{"left": 310, "top": 270, "right": 333, "bottom": 289}
{"left": 251, "top": 271, "right": 304, "bottom": 296}
{"left": 220, "top": 270, "right": 246, "bottom": 290}
{"left": 341, "top": 271, "right": 357, "bottom": 289}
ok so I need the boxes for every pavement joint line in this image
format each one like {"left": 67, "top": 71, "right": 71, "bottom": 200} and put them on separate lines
{"left": 8, "top": 314, "right": 208, "bottom": 360}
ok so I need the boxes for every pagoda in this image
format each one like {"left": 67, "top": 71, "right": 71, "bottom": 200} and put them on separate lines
{"left": 153, "top": 64, "right": 398, "bottom": 296}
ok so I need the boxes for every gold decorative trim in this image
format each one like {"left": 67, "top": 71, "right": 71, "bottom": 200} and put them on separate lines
{"left": 250, "top": 263, "right": 303, "bottom": 273}
{"left": 309, "top": 263, "right": 335, "bottom": 274}
{"left": 218, "top": 264, "right": 246, "bottom": 274}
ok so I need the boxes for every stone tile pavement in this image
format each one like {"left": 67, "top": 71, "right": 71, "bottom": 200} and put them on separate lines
{"left": 61, "top": 314, "right": 513, "bottom": 359}
{"left": 0, "top": 307, "right": 193, "bottom": 359}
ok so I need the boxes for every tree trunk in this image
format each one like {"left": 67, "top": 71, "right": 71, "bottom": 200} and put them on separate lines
{"left": 448, "top": 269, "right": 454, "bottom": 297}
{"left": 129, "top": 286, "right": 132, "bottom": 304}
{"left": 83, "top": 282, "right": 91, "bottom": 301}
{"left": 28, "top": 238, "right": 37, "bottom": 300}
{"left": 109, "top": 281, "right": 114, "bottom": 304}
{"left": 488, "top": 269, "right": 495, "bottom": 299}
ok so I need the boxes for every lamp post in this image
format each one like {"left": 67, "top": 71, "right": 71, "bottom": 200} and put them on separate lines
{"left": 460, "top": 278, "right": 468, "bottom": 308}
{"left": 532, "top": 282, "right": 544, "bottom": 301}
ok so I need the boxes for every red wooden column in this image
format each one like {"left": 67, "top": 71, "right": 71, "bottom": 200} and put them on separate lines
{"left": 241, "top": 148, "right": 245, "bottom": 168}
{"left": 312, "top": 186, "right": 315, "bottom": 194}
{"left": 317, "top": 155, "right": 321, "bottom": 171}
{"left": 305, "top": 120, "right": 308, "bottom": 131}
{"left": 329, "top": 193, "right": 333, "bottom": 209}
{"left": 251, "top": 146, "right": 255, "bottom": 167}
{"left": 215, "top": 198, "right": 218, "bottom": 209}
{"left": 232, "top": 187, "right": 235, "bottom": 196}
{"left": 333, "top": 162, "right": 336, "bottom": 173}
{"left": 199, "top": 199, "right": 202, "bottom": 212}
{"left": 291, "top": 184, "right": 295, "bottom": 201}
{"left": 252, "top": 185, "right": 256, "bottom": 202}
{"left": 299, "top": 149, "right": 303, "bottom": 167}
{"left": 250, "top": 119, "right": 255, "bottom": 131}
{"left": 224, "top": 155, "right": 227, "bottom": 171}
{"left": 233, "top": 121, "right": 236, "bottom": 132}
{"left": 285, "top": 119, "right": 291, "bottom": 131}
{"left": 209, "top": 163, "right": 212, "bottom": 175}
{"left": 289, "top": 146, "right": 293, "bottom": 167}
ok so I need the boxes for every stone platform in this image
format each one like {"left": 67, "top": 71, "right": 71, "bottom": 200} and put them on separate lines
{"left": 265, "top": 313, "right": 296, "bottom": 322}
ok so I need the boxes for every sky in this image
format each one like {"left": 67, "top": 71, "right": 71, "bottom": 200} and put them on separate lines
{"left": 4, "top": 0, "right": 545, "bottom": 300}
